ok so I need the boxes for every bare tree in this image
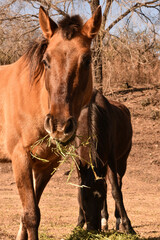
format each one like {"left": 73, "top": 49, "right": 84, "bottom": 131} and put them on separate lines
{"left": 0, "top": 0, "right": 160, "bottom": 91}
{"left": 103, "top": 28, "right": 160, "bottom": 93}
{"left": 86, "top": 0, "right": 160, "bottom": 92}
{"left": 0, "top": 0, "right": 40, "bottom": 64}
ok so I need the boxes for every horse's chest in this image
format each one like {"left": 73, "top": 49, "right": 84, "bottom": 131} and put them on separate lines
{"left": 30, "top": 141, "right": 59, "bottom": 168}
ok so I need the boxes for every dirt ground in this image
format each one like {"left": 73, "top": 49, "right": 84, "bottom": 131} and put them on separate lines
{"left": 0, "top": 88, "right": 160, "bottom": 240}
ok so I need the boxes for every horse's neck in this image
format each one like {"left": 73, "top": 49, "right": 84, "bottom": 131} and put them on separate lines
{"left": 1, "top": 56, "right": 48, "bottom": 123}
{"left": 19, "top": 57, "right": 48, "bottom": 115}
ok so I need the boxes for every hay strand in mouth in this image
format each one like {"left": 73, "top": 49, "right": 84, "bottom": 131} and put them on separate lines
{"left": 30, "top": 134, "right": 51, "bottom": 162}
{"left": 30, "top": 134, "right": 50, "bottom": 151}
{"left": 30, "top": 134, "right": 100, "bottom": 182}
{"left": 30, "top": 152, "right": 49, "bottom": 163}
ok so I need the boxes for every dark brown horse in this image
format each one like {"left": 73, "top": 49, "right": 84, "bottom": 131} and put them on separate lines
{"left": 75, "top": 89, "right": 135, "bottom": 233}
{"left": 0, "top": 6, "right": 102, "bottom": 240}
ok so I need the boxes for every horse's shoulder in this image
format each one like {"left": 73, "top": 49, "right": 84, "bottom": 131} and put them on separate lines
{"left": 108, "top": 99, "right": 131, "bottom": 118}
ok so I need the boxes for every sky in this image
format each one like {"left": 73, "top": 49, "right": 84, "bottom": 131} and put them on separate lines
{"left": 7, "top": 0, "right": 160, "bottom": 37}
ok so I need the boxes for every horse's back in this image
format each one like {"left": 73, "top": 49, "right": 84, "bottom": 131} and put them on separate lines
{"left": 77, "top": 90, "right": 132, "bottom": 168}
{"left": 93, "top": 90, "right": 131, "bottom": 130}
{"left": 109, "top": 99, "right": 131, "bottom": 122}
{"left": 91, "top": 90, "right": 132, "bottom": 160}
{"left": 90, "top": 90, "right": 132, "bottom": 179}
{"left": 109, "top": 99, "right": 132, "bottom": 149}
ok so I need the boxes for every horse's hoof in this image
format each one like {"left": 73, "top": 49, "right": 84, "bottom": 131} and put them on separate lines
{"left": 119, "top": 222, "right": 136, "bottom": 235}
{"left": 129, "top": 227, "right": 136, "bottom": 235}
{"left": 116, "top": 218, "right": 121, "bottom": 230}
{"left": 101, "top": 218, "right": 108, "bottom": 231}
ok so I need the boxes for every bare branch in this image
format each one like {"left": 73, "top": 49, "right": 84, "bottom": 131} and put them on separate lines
{"left": 101, "top": 0, "right": 114, "bottom": 30}
{"left": 18, "top": 26, "right": 39, "bottom": 39}
{"left": 26, "top": 0, "right": 68, "bottom": 16}
{"left": 0, "top": 14, "right": 38, "bottom": 22}
{"left": 0, "top": 0, "right": 17, "bottom": 11}
{"left": 49, "top": 2, "right": 68, "bottom": 16}
{"left": 106, "top": 0, "right": 160, "bottom": 32}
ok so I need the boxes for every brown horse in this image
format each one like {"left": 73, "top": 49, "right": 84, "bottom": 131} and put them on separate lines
{"left": 75, "top": 89, "right": 135, "bottom": 233}
{"left": 0, "top": 6, "right": 102, "bottom": 240}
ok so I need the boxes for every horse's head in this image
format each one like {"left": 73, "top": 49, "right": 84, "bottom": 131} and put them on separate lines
{"left": 78, "top": 165, "right": 107, "bottom": 231}
{"left": 39, "top": 6, "right": 102, "bottom": 144}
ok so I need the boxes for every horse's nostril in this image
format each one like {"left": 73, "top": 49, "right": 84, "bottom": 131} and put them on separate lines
{"left": 44, "top": 114, "right": 51, "bottom": 133}
{"left": 45, "top": 115, "right": 50, "bottom": 126}
{"left": 44, "top": 114, "right": 56, "bottom": 133}
{"left": 44, "top": 115, "right": 75, "bottom": 139}
{"left": 64, "top": 118, "right": 75, "bottom": 135}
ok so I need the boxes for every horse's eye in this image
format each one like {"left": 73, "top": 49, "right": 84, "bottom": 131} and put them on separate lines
{"left": 86, "top": 57, "right": 91, "bottom": 66}
{"left": 82, "top": 56, "right": 91, "bottom": 67}
{"left": 42, "top": 59, "right": 50, "bottom": 69}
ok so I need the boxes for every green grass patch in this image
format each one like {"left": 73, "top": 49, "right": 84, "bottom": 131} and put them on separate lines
{"left": 65, "top": 227, "right": 143, "bottom": 240}
{"left": 39, "top": 232, "right": 55, "bottom": 240}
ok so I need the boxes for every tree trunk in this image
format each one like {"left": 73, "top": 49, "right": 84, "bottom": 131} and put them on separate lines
{"left": 90, "top": 0, "right": 103, "bottom": 93}
{"left": 92, "top": 35, "right": 103, "bottom": 93}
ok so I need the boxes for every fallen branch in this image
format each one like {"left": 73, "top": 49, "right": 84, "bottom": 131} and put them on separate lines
{"left": 105, "top": 86, "right": 160, "bottom": 96}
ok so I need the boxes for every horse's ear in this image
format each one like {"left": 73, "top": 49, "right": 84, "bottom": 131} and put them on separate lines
{"left": 39, "top": 6, "right": 58, "bottom": 39}
{"left": 81, "top": 5, "right": 102, "bottom": 39}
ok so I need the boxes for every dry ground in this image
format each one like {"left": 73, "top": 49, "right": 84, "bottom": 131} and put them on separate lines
{"left": 0, "top": 88, "right": 160, "bottom": 240}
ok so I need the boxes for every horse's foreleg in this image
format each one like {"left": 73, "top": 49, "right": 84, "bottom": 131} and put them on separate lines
{"left": 114, "top": 174, "right": 122, "bottom": 230}
{"left": 33, "top": 162, "right": 58, "bottom": 204}
{"left": 16, "top": 220, "right": 28, "bottom": 240}
{"left": 101, "top": 197, "right": 109, "bottom": 231}
{"left": 77, "top": 187, "right": 85, "bottom": 228}
{"left": 77, "top": 207, "right": 85, "bottom": 228}
{"left": 12, "top": 144, "right": 39, "bottom": 240}
{"left": 115, "top": 147, "right": 133, "bottom": 232}
{"left": 108, "top": 164, "right": 134, "bottom": 233}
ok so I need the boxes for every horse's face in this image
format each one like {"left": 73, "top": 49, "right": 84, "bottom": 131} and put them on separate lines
{"left": 78, "top": 167, "right": 107, "bottom": 231}
{"left": 43, "top": 34, "right": 92, "bottom": 143}
{"left": 39, "top": 6, "right": 102, "bottom": 144}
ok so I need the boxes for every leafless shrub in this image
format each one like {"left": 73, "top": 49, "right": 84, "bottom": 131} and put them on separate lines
{"left": 101, "top": 29, "right": 160, "bottom": 93}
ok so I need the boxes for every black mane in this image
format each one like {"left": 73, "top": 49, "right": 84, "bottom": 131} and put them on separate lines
{"left": 88, "top": 90, "right": 108, "bottom": 177}
{"left": 24, "top": 39, "right": 48, "bottom": 84}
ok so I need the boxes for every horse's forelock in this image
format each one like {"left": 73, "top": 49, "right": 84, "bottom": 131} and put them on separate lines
{"left": 58, "top": 15, "right": 83, "bottom": 40}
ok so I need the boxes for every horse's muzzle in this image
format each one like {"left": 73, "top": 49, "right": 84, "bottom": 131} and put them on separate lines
{"left": 44, "top": 114, "right": 77, "bottom": 144}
